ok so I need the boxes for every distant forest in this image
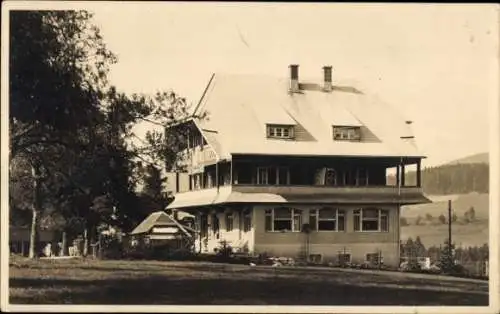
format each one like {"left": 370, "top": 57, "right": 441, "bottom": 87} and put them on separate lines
{"left": 388, "top": 163, "right": 489, "bottom": 195}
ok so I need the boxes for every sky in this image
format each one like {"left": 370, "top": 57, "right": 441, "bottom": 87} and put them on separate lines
{"left": 89, "top": 3, "right": 498, "bottom": 168}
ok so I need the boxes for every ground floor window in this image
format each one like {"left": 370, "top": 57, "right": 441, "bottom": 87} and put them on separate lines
{"left": 338, "top": 253, "right": 351, "bottom": 265}
{"left": 211, "top": 213, "right": 220, "bottom": 239}
{"left": 199, "top": 214, "right": 208, "bottom": 238}
{"left": 309, "top": 208, "right": 345, "bottom": 231}
{"left": 366, "top": 252, "right": 383, "bottom": 265}
{"left": 243, "top": 209, "right": 252, "bottom": 232}
{"left": 225, "top": 212, "right": 234, "bottom": 232}
{"left": 265, "top": 207, "right": 302, "bottom": 232}
{"left": 353, "top": 208, "right": 389, "bottom": 232}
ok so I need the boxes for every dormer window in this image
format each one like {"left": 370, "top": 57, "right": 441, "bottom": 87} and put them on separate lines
{"left": 333, "top": 126, "right": 361, "bottom": 141}
{"left": 267, "top": 124, "right": 295, "bottom": 139}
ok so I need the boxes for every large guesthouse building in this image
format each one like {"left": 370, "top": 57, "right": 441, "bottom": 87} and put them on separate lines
{"left": 165, "top": 65, "right": 430, "bottom": 267}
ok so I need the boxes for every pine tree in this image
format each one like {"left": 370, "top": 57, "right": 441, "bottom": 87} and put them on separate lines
{"left": 468, "top": 206, "right": 476, "bottom": 221}
{"left": 405, "top": 238, "right": 419, "bottom": 269}
{"left": 439, "top": 239, "right": 456, "bottom": 273}
{"left": 415, "top": 215, "right": 423, "bottom": 226}
{"left": 140, "top": 164, "right": 169, "bottom": 213}
{"left": 142, "top": 165, "right": 165, "bottom": 200}
{"left": 414, "top": 236, "right": 427, "bottom": 257}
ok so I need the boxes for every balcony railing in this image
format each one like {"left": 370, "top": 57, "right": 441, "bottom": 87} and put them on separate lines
{"left": 177, "top": 145, "right": 217, "bottom": 172}
{"left": 231, "top": 184, "right": 427, "bottom": 204}
{"left": 232, "top": 184, "right": 421, "bottom": 194}
{"left": 172, "top": 184, "right": 429, "bottom": 206}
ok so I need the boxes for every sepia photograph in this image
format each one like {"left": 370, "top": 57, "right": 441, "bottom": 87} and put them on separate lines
{"left": 1, "top": 1, "right": 499, "bottom": 313}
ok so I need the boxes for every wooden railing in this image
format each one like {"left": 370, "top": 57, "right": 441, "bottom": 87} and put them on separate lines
{"left": 177, "top": 145, "right": 217, "bottom": 172}
{"left": 232, "top": 184, "right": 424, "bottom": 197}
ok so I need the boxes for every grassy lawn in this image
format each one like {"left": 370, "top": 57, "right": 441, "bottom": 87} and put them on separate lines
{"left": 9, "top": 257, "right": 488, "bottom": 306}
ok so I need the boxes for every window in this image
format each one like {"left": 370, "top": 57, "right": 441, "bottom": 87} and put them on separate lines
{"left": 325, "top": 168, "right": 337, "bottom": 186}
{"left": 204, "top": 172, "right": 214, "bottom": 188}
{"left": 366, "top": 252, "right": 383, "bottom": 265}
{"left": 353, "top": 208, "right": 389, "bottom": 232}
{"left": 309, "top": 208, "right": 345, "bottom": 231}
{"left": 265, "top": 207, "right": 302, "bottom": 232}
{"left": 277, "top": 167, "right": 290, "bottom": 185}
{"left": 211, "top": 214, "right": 220, "bottom": 239}
{"left": 338, "top": 170, "right": 357, "bottom": 186}
{"left": 257, "top": 167, "right": 269, "bottom": 185}
{"left": 380, "top": 210, "right": 389, "bottom": 231}
{"left": 267, "top": 124, "right": 295, "bottom": 139}
{"left": 243, "top": 209, "right": 252, "bottom": 232}
{"left": 357, "top": 168, "right": 369, "bottom": 186}
{"left": 193, "top": 174, "right": 202, "bottom": 190}
{"left": 309, "top": 254, "right": 322, "bottom": 264}
{"left": 225, "top": 212, "right": 234, "bottom": 232}
{"left": 338, "top": 253, "right": 351, "bottom": 265}
{"left": 333, "top": 126, "right": 361, "bottom": 141}
{"left": 256, "top": 167, "right": 290, "bottom": 185}
{"left": 200, "top": 214, "right": 208, "bottom": 238}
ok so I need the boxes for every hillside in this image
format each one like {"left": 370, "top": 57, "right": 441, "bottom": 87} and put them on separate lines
{"left": 399, "top": 151, "right": 489, "bottom": 247}
{"left": 446, "top": 152, "right": 489, "bottom": 165}
{"left": 401, "top": 192, "right": 489, "bottom": 219}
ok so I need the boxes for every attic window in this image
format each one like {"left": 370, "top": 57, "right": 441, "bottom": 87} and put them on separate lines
{"left": 333, "top": 126, "right": 361, "bottom": 141}
{"left": 267, "top": 124, "right": 295, "bottom": 139}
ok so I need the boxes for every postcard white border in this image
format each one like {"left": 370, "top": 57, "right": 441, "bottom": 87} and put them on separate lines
{"left": 1, "top": 2, "right": 498, "bottom": 313}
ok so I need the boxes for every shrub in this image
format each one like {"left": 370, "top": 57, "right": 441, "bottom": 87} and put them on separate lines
{"left": 415, "top": 215, "right": 423, "bottom": 226}
{"left": 100, "top": 235, "right": 124, "bottom": 259}
{"left": 214, "top": 240, "right": 233, "bottom": 262}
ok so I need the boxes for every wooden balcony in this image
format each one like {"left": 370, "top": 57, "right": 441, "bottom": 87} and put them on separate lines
{"left": 231, "top": 184, "right": 429, "bottom": 205}
{"left": 179, "top": 145, "right": 217, "bottom": 173}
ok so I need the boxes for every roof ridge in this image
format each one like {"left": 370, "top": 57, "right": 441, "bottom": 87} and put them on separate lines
{"left": 187, "top": 73, "right": 424, "bottom": 159}
{"left": 193, "top": 73, "right": 216, "bottom": 116}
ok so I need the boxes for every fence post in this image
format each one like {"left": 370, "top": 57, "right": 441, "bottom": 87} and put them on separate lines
{"left": 378, "top": 249, "right": 382, "bottom": 269}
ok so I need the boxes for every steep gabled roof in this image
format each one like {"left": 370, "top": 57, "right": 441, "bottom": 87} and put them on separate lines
{"left": 130, "top": 211, "right": 193, "bottom": 237}
{"left": 192, "top": 73, "right": 424, "bottom": 160}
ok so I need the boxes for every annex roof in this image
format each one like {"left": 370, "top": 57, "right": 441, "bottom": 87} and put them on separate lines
{"left": 165, "top": 186, "right": 431, "bottom": 210}
{"left": 130, "top": 211, "right": 193, "bottom": 237}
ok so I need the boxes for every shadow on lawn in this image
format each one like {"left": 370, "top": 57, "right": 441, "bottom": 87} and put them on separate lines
{"left": 10, "top": 275, "right": 488, "bottom": 306}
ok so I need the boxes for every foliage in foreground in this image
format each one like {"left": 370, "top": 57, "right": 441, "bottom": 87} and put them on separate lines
{"left": 9, "top": 10, "right": 205, "bottom": 258}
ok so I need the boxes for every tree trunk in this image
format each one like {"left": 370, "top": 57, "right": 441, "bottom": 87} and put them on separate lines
{"left": 90, "top": 226, "right": 96, "bottom": 259}
{"left": 28, "top": 161, "right": 42, "bottom": 259}
{"left": 28, "top": 209, "right": 39, "bottom": 258}
{"left": 98, "top": 232, "right": 102, "bottom": 259}
{"left": 61, "top": 231, "right": 68, "bottom": 256}
{"left": 83, "top": 227, "right": 89, "bottom": 257}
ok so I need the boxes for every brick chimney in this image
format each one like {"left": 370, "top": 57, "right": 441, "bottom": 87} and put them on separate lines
{"left": 323, "top": 66, "right": 332, "bottom": 92}
{"left": 289, "top": 64, "right": 299, "bottom": 92}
